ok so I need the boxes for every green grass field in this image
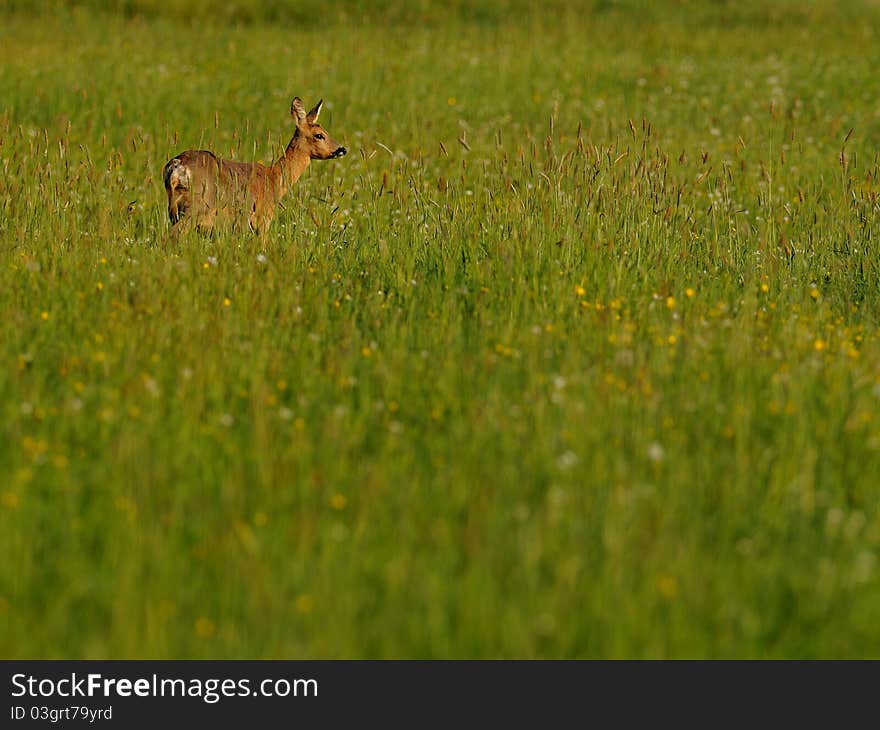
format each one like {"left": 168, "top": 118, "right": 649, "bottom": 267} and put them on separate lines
{"left": 2, "top": 0, "right": 880, "bottom": 658}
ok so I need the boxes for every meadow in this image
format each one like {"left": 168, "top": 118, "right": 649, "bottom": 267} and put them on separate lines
{"left": 2, "top": 0, "right": 880, "bottom": 658}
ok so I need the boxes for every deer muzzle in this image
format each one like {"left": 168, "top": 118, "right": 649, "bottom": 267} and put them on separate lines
{"left": 332, "top": 146, "right": 347, "bottom": 158}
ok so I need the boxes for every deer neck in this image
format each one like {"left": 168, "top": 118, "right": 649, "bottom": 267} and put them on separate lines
{"left": 271, "top": 136, "right": 311, "bottom": 199}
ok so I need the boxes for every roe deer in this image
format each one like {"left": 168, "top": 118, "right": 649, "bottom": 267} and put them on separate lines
{"left": 162, "top": 97, "right": 346, "bottom": 236}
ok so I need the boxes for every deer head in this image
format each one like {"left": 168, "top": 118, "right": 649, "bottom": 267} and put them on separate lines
{"left": 291, "top": 97, "right": 347, "bottom": 160}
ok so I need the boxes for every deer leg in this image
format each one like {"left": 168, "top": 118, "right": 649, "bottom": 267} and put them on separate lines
{"left": 248, "top": 202, "right": 265, "bottom": 237}
{"left": 165, "top": 222, "right": 181, "bottom": 245}
{"left": 199, "top": 206, "right": 218, "bottom": 233}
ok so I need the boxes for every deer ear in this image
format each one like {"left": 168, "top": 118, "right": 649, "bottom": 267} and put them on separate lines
{"left": 291, "top": 97, "right": 308, "bottom": 127}
{"left": 306, "top": 99, "right": 323, "bottom": 124}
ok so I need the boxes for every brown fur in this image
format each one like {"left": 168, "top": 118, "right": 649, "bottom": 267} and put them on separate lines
{"left": 162, "top": 97, "right": 346, "bottom": 237}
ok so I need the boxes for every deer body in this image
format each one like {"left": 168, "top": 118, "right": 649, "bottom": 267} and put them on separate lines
{"left": 163, "top": 97, "right": 346, "bottom": 236}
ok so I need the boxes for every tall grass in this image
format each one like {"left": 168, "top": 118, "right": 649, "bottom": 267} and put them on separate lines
{"left": 1, "top": 1, "right": 880, "bottom": 657}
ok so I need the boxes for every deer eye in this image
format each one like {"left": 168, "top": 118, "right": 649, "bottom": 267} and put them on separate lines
{"left": 314, "top": 133, "right": 325, "bottom": 140}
